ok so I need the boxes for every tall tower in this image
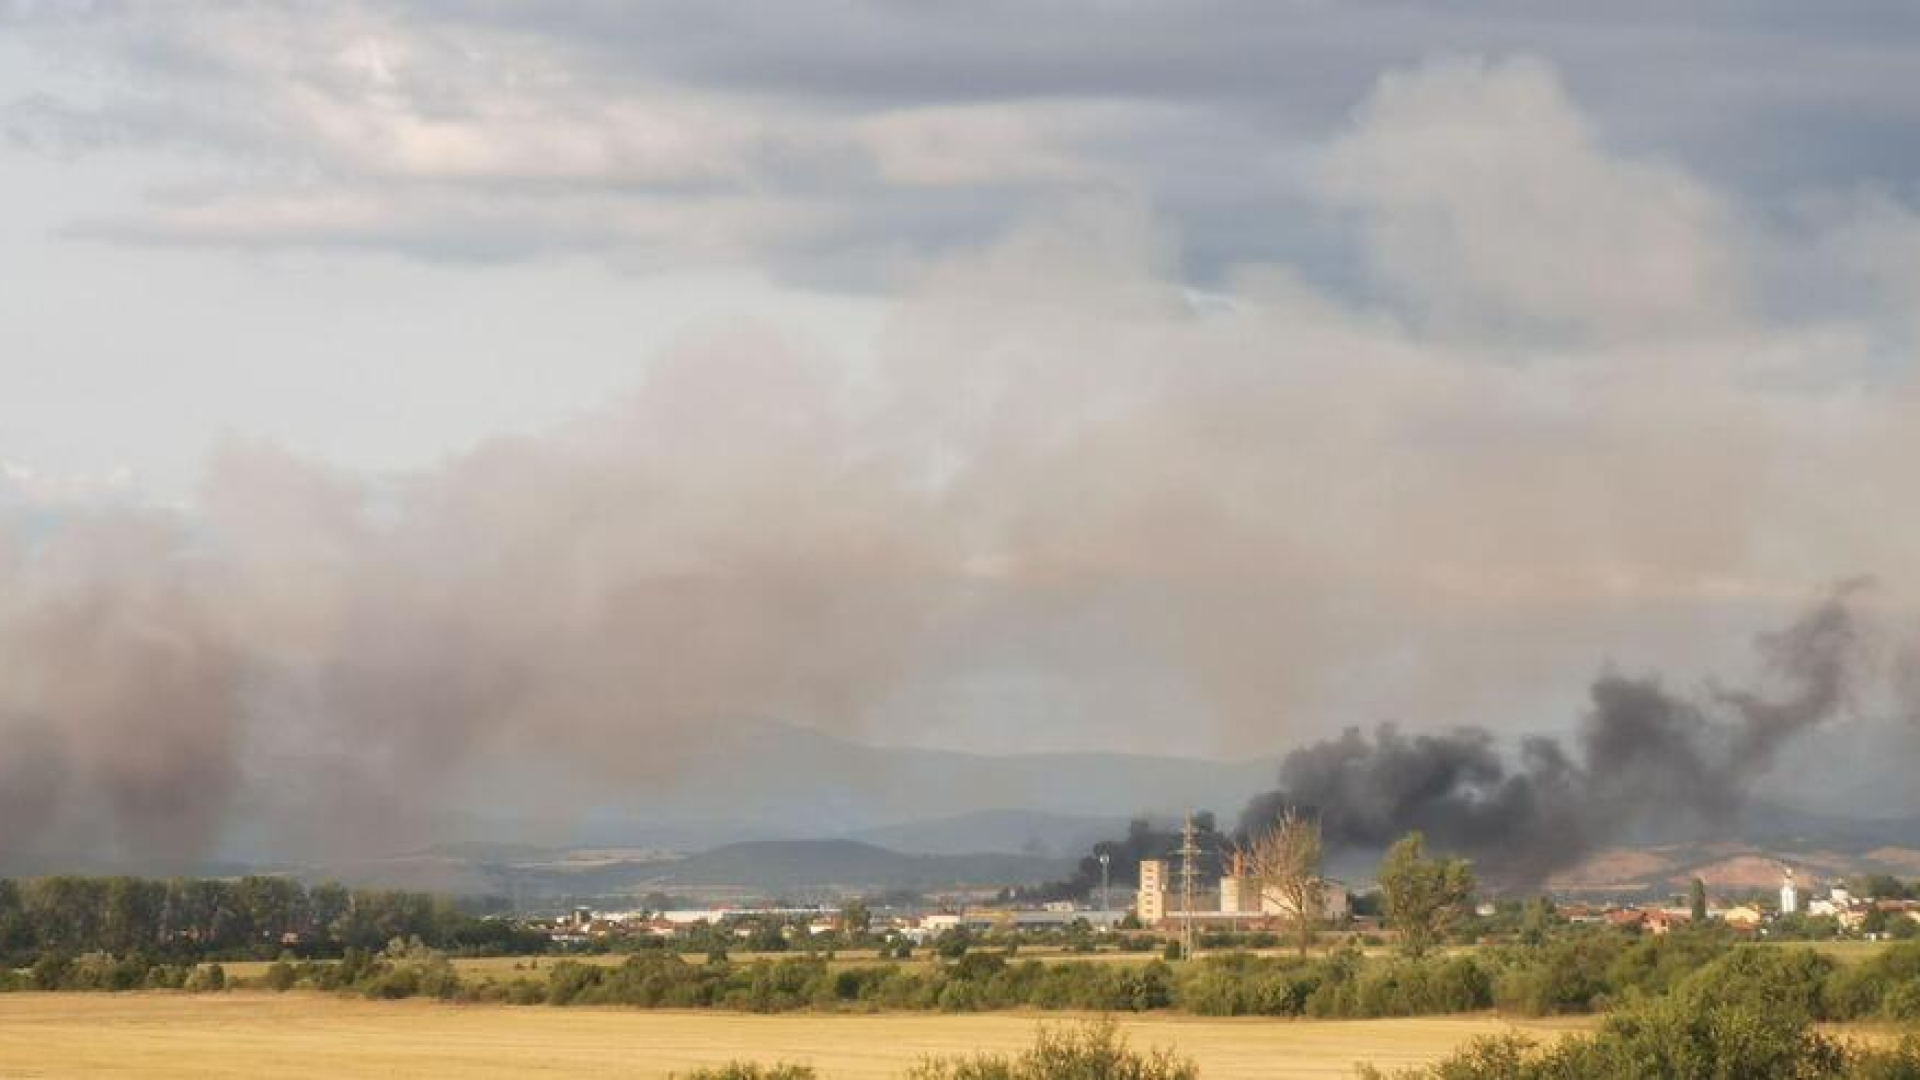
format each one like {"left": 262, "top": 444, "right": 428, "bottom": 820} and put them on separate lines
{"left": 1136, "top": 859, "right": 1168, "bottom": 924}
{"left": 1780, "top": 868, "right": 1799, "bottom": 916}
{"left": 1177, "top": 813, "right": 1201, "bottom": 959}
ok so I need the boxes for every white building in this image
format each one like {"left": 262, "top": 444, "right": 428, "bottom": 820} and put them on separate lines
{"left": 1217, "top": 852, "right": 1350, "bottom": 921}
{"left": 1218, "top": 875, "right": 1351, "bottom": 921}
{"left": 1137, "top": 859, "right": 1169, "bottom": 923}
{"left": 1780, "top": 869, "right": 1799, "bottom": 916}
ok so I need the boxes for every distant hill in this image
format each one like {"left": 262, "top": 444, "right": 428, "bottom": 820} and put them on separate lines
{"left": 1540, "top": 804, "right": 1920, "bottom": 900}
{"left": 1546, "top": 840, "right": 1920, "bottom": 899}
{"left": 846, "top": 809, "right": 1129, "bottom": 857}
{"left": 580, "top": 720, "right": 1283, "bottom": 850}
{"left": 307, "top": 837, "right": 1072, "bottom": 901}
{"left": 637, "top": 839, "right": 1072, "bottom": 894}
{"left": 211, "top": 719, "right": 1285, "bottom": 865}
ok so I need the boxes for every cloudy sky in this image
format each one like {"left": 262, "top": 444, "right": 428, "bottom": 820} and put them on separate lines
{"left": 5, "top": 2, "right": 1920, "bottom": 857}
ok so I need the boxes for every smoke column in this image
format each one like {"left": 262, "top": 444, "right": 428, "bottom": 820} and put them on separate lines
{"left": 1241, "top": 583, "right": 1871, "bottom": 891}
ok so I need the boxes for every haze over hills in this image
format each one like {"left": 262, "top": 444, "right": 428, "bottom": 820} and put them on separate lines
{"left": 846, "top": 809, "right": 1130, "bottom": 858}
{"left": 314, "top": 839, "right": 1075, "bottom": 903}
{"left": 610, "top": 720, "right": 1284, "bottom": 844}
{"left": 16, "top": 718, "right": 1920, "bottom": 903}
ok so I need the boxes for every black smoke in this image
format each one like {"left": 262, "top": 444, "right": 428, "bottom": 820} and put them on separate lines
{"left": 1241, "top": 582, "right": 1870, "bottom": 892}
{"left": 1015, "top": 814, "right": 1228, "bottom": 904}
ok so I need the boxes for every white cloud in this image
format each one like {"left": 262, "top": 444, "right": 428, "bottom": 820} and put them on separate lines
{"left": 855, "top": 102, "right": 1128, "bottom": 186}
{"left": 1316, "top": 56, "right": 1745, "bottom": 343}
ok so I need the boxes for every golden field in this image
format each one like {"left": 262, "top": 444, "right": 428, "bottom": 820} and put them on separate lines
{"left": 0, "top": 992, "right": 1590, "bottom": 1079}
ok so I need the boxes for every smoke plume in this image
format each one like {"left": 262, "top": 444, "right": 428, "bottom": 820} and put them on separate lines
{"left": 1240, "top": 583, "right": 1873, "bottom": 891}
{"left": 11, "top": 85, "right": 1920, "bottom": 867}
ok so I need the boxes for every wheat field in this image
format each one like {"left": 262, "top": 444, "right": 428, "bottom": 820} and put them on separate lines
{"left": 0, "top": 993, "right": 1590, "bottom": 1079}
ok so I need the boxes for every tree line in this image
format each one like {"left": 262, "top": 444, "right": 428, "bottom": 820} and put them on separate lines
{"left": 0, "top": 875, "right": 541, "bottom": 964}
{"left": 29, "top": 929, "right": 1911, "bottom": 1030}
{"left": 366, "top": 935, "right": 1920, "bottom": 1022}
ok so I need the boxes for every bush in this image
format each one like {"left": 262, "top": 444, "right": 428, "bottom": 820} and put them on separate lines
{"left": 905, "top": 1019, "right": 1196, "bottom": 1080}
{"left": 1674, "top": 946, "right": 1834, "bottom": 1021}
{"left": 1359, "top": 987, "right": 1920, "bottom": 1080}
{"left": 1490, "top": 935, "right": 1623, "bottom": 1016}
{"left": 937, "top": 930, "right": 974, "bottom": 960}
{"left": 1827, "top": 942, "right": 1920, "bottom": 1020}
{"left": 184, "top": 964, "right": 226, "bottom": 993}
{"left": 544, "top": 960, "right": 607, "bottom": 1005}
{"left": 673, "top": 1064, "right": 817, "bottom": 1080}
{"left": 263, "top": 961, "right": 297, "bottom": 993}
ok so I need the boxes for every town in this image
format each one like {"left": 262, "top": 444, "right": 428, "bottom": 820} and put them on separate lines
{"left": 530, "top": 858, "right": 1920, "bottom": 953}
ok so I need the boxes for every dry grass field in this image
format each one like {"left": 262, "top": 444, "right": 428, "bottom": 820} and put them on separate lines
{"left": 0, "top": 993, "right": 1591, "bottom": 1079}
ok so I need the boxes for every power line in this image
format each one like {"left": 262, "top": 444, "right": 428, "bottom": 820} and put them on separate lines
{"left": 1178, "top": 811, "right": 1200, "bottom": 960}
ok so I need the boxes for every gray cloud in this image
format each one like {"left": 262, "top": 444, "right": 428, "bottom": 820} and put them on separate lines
{"left": 7, "top": 2, "right": 1920, "bottom": 277}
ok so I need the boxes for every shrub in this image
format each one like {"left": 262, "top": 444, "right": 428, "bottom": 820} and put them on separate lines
{"left": 544, "top": 960, "right": 606, "bottom": 1005}
{"left": 906, "top": 1019, "right": 1196, "bottom": 1080}
{"left": 1490, "top": 935, "right": 1622, "bottom": 1016}
{"left": 1826, "top": 941, "right": 1920, "bottom": 1020}
{"left": 673, "top": 1064, "right": 817, "bottom": 1080}
{"left": 263, "top": 961, "right": 297, "bottom": 992}
{"left": 184, "top": 963, "right": 226, "bottom": 993}
{"left": 1674, "top": 946, "right": 1834, "bottom": 1021}
{"left": 1359, "top": 986, "right": 1918, "bottom": 1080}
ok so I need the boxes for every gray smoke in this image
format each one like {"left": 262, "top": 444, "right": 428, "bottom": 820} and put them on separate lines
{"left": 1242, "top": 583, "right": 1871, "bottom": 891}
{"left": 0, "top": 514, "right": 248, "bottom": 862}
{"left": 8, "top": 201, "right": 1920, "bottom": 870}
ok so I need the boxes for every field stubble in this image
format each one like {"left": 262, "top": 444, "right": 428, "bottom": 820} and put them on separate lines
{"left": 0, "top": 991, "right": 1591, "bottom": 1080}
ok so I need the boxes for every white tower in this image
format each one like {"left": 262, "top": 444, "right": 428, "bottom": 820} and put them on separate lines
{"left": 1780, "top": 868, "right": 1799, "bottom": 916}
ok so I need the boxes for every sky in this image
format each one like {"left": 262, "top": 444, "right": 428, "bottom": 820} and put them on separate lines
{"left": 4, "top": 3, "right": 1920, "bottom": 859}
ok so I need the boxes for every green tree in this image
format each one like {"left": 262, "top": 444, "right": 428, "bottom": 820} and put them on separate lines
{"left": 1848, "top": 874, "right": 1908, "bottom": 901}
{"left": 1519, "top": 896, "right": 1558, "bottom": 946}
{"left": 1689, "top": 877, "right": 1708, "bottom": 924}
{"left": 1376, "top": 833, "right": 1475, "bottom": 958}
{"left": 0, "top": 879, "right": 24, "bottom": 955}
{"left": 841, "top": 898, "right": 872, "bottom": 937}
{"left": 937, "top": 927, "right": 973, "bottom": 960}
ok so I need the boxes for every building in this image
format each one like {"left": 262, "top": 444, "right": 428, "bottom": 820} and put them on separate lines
{"left": 1218, "top": 858, "right": 1256, "bottom": 915}
{"left": 1780, "top": 868, "right": 1799, "bottom": 916}
{"left": 1607, "top": 906, "right": 1691, "bottom": 935}
{"left": 1139, "top": 854, "right": 1348, "bottom": 930}
{"left": 1216, "top": 853, "right": 1350, "bottom": 921}
{"left": 1137, "top": 859, "right": 1169, "bottom": 924}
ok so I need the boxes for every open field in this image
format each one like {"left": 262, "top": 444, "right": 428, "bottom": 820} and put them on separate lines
{"left": 0, "top": 992, "right": 1594, "bottom": 1079}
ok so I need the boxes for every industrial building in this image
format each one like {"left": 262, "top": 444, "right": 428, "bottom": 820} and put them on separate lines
{"left": 1136, "top": 853, "right": 1348, "bottom": 929}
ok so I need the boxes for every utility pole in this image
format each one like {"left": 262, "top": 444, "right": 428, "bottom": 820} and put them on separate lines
{"left": 1098, "top": 852, "right": 1111, "bottom": 918}
{"left": 1178, "top": 812, "right": 1201, "bottom": 960}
